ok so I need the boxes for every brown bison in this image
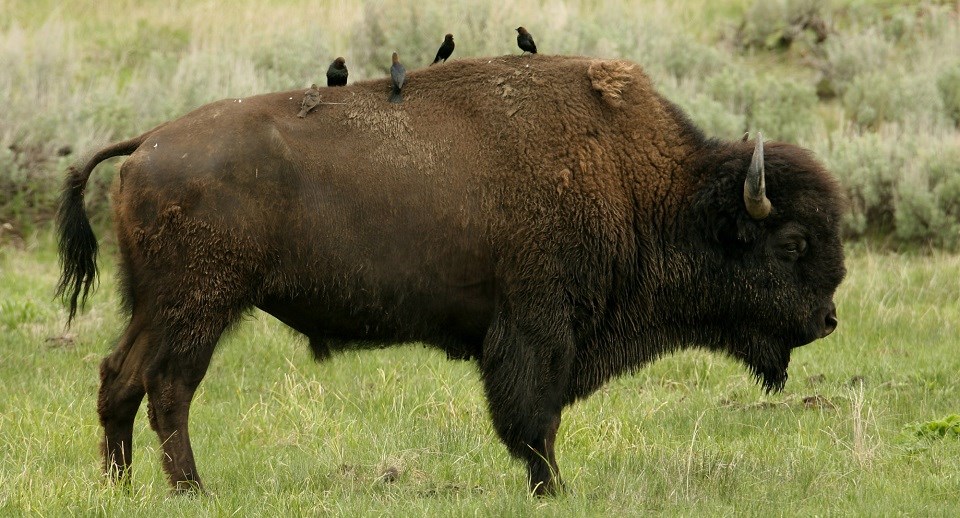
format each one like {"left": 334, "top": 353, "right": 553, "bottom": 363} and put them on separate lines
{"left": 57, "top": 55, "right": 845, "bottom": 495}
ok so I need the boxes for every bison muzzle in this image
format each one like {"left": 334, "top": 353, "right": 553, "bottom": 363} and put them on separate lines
{"left": 57, "top": 55, "right": 846, "bottom": 495}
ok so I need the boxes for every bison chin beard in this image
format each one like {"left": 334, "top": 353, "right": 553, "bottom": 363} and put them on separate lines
{"left": 741, "top": 341, "right": 793, "bottom": 394}
{"left": 750, "top": 361, "right": 789, "bottom": 394}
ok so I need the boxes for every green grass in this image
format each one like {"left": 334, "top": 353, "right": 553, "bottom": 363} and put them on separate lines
{"left": 2, "top": 233, "right": 959, "bottom": 515}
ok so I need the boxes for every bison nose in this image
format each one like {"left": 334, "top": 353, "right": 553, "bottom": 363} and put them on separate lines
{"left": 821, "top": 303, "right": 838, "bottom": 337}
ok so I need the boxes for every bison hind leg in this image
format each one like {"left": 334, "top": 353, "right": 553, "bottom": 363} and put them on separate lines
{"left": 144, "top": 307, "right": 241, "bottom": 494}
{"left": 98, "top": 311, "right": 152, "bottom": 485}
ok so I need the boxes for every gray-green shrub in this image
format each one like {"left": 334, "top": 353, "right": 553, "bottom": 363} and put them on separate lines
{"left": 938, "top": 64, "right": 960, "bottom": 128}
{"left": 0, "top": 0, "right": 956, "bottom": 250}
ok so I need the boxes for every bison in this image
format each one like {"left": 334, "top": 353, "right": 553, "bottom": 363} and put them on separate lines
{"left": 57, "top": 55, "right": 845, "bottom": 495}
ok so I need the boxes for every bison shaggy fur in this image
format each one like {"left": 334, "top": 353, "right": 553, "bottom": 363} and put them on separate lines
{"left": 57, "top": 55, "right": 846, "bottom": 495}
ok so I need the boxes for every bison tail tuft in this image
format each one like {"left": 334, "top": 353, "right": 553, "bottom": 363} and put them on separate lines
{"left": 53, "top": 133, "right": 151, "bottom": 326}
{"left": 56, "top": 165, "right": 99, "bottom": 326}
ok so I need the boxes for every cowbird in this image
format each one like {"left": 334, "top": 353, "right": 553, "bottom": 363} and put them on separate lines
{"left": 516, "top": 26, "right": 537, "bottom": 55}
{"left": 326, "top": 57, "right": 348, "bottom": 87}
{"left": 431, "top": 34, "right": 455, "bottom": 65}
{"left": 389, "top": 52, "right": 405, "bottom": 104}
{"left": 297, "top": 84, "right": 321, "bottom": 117}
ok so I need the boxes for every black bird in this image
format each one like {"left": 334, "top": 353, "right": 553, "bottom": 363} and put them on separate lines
{"left": 326, "top": 57, "right": 348, "bottom": 87}
{"left": 389, "top": 52, "right": 405, "bottom": 104}
{"left": 297, "top": 84, "right": 321, "bottom": 118}
{"left": 431, "top": 34, "right": 455, "bottom": 65}
{"left": 516, "top": 26, "right": 537, "bottom": 55}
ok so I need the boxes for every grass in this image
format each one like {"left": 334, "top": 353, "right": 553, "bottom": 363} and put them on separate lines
{"left": 1, "top": 233, "right": 959, "bottom": 515}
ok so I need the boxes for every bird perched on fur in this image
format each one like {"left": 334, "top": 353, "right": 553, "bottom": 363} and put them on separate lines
{"left": 431, "top": 34, "right": 455, "bottom": 65}
{"left": 389, "top": 52, "right": 406, "bottom": 104}
{"left": 297, "top": 84, "right": 321, "bottom": 117}
{"left": 516, "top": 26, "right": 537, "bottom": 55}
{"left": 326, "top": 57, "right": 348, "bottom": 87}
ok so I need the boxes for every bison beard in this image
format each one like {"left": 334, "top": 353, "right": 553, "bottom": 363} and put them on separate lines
{"left": 57, "top": 55, "right": 845, "bottom": 496}
{"left": 745, "top": 340, "right": 791, "bottom": 393}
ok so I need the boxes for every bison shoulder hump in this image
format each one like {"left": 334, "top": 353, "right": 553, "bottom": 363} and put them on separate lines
{"left": 587, "top": 60, "right": 636, "bottom": 108}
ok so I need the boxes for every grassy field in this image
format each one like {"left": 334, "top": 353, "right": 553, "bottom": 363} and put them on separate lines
{"left": 2, "top": 235, "right": 959, "bottom": 515}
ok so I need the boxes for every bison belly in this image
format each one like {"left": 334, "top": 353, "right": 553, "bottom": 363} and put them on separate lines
{"left": 259, "top": 188, "right": 495, "bottom": 358}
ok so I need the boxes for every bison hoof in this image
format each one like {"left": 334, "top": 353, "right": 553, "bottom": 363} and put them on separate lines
{"left": 172, "top": 479, "right": 205, "bottom": 496}
{"left": 531, "top": 478, "right": 564, "bottom": 497}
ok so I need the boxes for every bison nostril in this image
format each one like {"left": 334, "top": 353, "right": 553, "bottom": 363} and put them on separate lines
{"left": 822, "top": 310, "right": 838, "bottom": 337}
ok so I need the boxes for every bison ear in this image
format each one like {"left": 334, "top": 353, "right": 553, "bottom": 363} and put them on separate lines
{"left": 708, "top": 211, "right": 761, "bottom": 252}
{"left": 709, "top": 213, "right": 737, "bottom": 246}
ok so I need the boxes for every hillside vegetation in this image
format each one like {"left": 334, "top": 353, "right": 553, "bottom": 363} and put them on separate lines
{"left": 2, "top": 0, "right": 958, "bottom": 247}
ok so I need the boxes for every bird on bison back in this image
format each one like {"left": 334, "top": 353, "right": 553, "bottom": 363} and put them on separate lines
{"left": 56, "top": 55, "right": 845, "bottom": 498}
{"left": 296, "top": 84, "right": 321, "bottom": 117}
{"left": 516, "top": 26, "right": 537, "bottom": 54}
{"left": 326, "top": 57, "right": 348, "bottom": 87}
{"left": 432, "top": 34, "right": 455, "bottom": 65}
{"left": 389, "top": 51, "right": 405, "bottom": 103}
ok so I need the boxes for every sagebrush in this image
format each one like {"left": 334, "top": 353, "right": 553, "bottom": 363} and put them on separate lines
{"left": 0, "top": 0, "right": 957, "bottom": 248}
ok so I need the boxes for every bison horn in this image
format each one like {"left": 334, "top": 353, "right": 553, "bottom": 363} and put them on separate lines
{"left": 743, "top": 132, "right": 772, "bottom": 220}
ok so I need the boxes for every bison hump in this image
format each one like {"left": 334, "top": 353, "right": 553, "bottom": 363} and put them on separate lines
{"left": 587, "top": 60, "right": 635, "bottom": 108}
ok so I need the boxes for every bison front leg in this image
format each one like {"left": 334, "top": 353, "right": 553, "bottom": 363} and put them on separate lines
{"left": 481, "top": 313, "right": 572, "bottom": 496}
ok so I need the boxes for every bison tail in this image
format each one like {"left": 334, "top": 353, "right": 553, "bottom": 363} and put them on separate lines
{"left": 55, "top": 134, "right": 148, "bottom": 326}
{"left": 56, "top": 165, "right": 99, "bottom": 326}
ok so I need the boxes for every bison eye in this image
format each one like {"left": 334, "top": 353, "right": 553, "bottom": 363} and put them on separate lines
{"left": 777, "top": 237, "right": 807, "bottom": 261}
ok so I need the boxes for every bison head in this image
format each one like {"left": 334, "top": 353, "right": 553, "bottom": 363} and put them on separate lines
{"left": 685, "top": 134, "right": 846, "bottom": 392}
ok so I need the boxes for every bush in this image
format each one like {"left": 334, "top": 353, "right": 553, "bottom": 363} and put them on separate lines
{"left": 751, "top": 76, "right": 819, "bottom": 143}
{"left": 906, "top": 415, "right": 960, "bottom": 440}
{"left": 676, "top": 93, "right": 747, "bottom": 140}
{"left": 706, "top": 67, "right": 818, "bottom": 142}
{"left": 738, "top": 0, "right": 829, "bottom": 50}
{"left": 842, "top": 70, "right": 946, "bottom": 130}
{"left": 897, "top": 146, "right": 960, "bottom": 250}
{"left": 658, "top": 35, "right": 727, "bottom": 82}
{"left": 938, "top": 64, "right": 960, "bottom": 127}
{"left": 0, "top": 146, "right": 62, "bottom": 227}
{"left": 894, "top": 176, "right": 960, "bottom": 251}
{"left": 820, "top": 131, "right": 960, "bottom": 250}
{"left": 821, "top": 132, "right": 901, "bottom": 239}
{"left": 822, "top": 28, "right": 891, "bottom": 96}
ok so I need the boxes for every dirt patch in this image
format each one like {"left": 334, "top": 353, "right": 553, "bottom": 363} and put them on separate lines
{"left": 801, "top": 394, "right": 837, "bottom": 410}
{"left": 45, "top": 333, "right": 77, "bottom": 349}
{"left": 419, "top": 483, "right": 484, "bottom": 498}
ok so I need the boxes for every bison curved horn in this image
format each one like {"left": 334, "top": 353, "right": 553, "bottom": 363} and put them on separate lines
{"left": 743, "top": 132, "right": 772, "bottom": 220}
